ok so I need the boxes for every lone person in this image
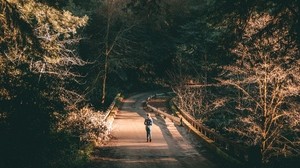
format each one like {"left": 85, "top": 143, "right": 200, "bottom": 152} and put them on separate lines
{"left": 144, "top": 113, "right": 153, "bottom": 142}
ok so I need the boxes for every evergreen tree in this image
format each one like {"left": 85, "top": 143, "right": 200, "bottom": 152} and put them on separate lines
{"left": 0, "top": 0, "right": 88, "bottom": 167}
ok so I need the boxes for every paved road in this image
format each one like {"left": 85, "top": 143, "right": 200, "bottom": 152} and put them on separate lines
{"left": 90, "top": 92, "right": 219, "bottom": 168}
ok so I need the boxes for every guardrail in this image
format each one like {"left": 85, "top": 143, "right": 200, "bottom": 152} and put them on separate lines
{"left": 144, "top": 93, "right": 180, "bottom": 124}
{"left": 145, "top": 103, "right": 181, "bottom": 124}
{"left": 170, "top": 99, "right": 260, "bottom": 167}
{"left": 102, "top": 93, "right": 122, "bottom": 134}
{"left": 103, "top": 93, "right": 122, "bottom": 121}
{"left": 145, "top": 92, "right": 260, "bottom": 167}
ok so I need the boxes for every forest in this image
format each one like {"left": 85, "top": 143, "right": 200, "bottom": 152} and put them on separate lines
{"left": 0, "top": 0, "right": 299, "bottom": 168}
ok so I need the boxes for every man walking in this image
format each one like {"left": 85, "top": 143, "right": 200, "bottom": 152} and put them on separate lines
{"left": 144, "top": 113, "right": 153, "bottom": 142}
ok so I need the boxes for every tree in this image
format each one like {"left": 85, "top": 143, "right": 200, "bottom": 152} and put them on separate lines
{"left": 166, "top": 0, "right": 300, "bottom": 165}
{"left": 75, "top": 0, "right": 138, "bottom": 104}
{"left": 79, "top": 0, "right": 180, "bottom": 105}
{"left": 218, "top": 2, "right": 300, "bottom": 163}
{"left": 169, "top": 0, "right": 226, "bottom": 119}
{"left": 99, "top": 0, "right": 134, "bottom": 103}
{"left": 0, "top": 0, "right": 88, "bottom": 167}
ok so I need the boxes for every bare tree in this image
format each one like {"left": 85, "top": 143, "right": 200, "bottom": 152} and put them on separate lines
{"left": 96, "top": 0, "right": 135, "bottom": 104}
{"left": 219, "top": 10, "right": 300, "bottom": 163}
{"left": 169, "top": 69, "right": 212, "bottom": 120}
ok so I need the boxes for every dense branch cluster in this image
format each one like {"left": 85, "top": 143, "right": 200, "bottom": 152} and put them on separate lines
{"left": 56, "top": 106, "right": 110, "bottom": 145}
{"left": 218, "top": 6, "right": 300, "bottom": 162}
{"left": 171, "top": 1, "right": 300, "bottom": 164}
{"left": 0, "top": 0, "right": 88, "bottom": 102}
{"left": 19, "top": 0, "right": 88, "bottom": 80}
{"left": 172, "top": 83, "right": 207, "bottom": 120}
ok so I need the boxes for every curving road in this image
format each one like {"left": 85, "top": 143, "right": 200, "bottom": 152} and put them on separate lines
{"left": 90, "top": 92, "right": 219, "bottom": 168}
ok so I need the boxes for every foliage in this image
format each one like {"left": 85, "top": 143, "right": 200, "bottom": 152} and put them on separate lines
{"left": 56, "top": 106, "right": 110, "bottom": 146}
{"left": 206, "top": 0, "right": 300, "bottom": 164}
{"left": 1, "top": 0, "right": 299, "bottom": 167}
{"left": 170, "top": 0, "right": 300, "bottom": 165}
{"left": 169, "top": 0, "right": 226, "bottom": 121}
{"left": 0, "top": 0, "right": 90, "bottom": 167}
{"left": 220, "top": 9, "right": 300, "bottom": 163}
{"left": 77, "top": 0, "right": 181, "bottom": 105}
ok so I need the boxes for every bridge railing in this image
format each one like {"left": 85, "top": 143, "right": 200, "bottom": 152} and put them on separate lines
{"left": 145, "top": 92, "right": 260, "bottom": 166}
{"left": 103, "top": 93, "right": 122, "bottom": 121}
{"left": 145, "top": 103, "right": 181, "bottom": 124}
{"left": 144, "top": 93, "right": 181, "bottom": 124}
{"left": 170, "top": 99, "right": 260, "bottom": 166}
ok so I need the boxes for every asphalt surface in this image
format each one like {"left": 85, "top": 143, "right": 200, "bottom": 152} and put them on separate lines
{"left": 90, "top": 92, "right": 219, "bottom": 168}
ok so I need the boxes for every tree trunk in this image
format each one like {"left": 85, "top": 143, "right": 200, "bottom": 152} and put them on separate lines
{"left": 101, "top": 54, "right": 108, "bottom": 104}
